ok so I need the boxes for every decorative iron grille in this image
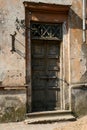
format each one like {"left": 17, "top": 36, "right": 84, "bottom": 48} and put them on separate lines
{"left": 31, "top": 22, "right": 62, "bottom": 40}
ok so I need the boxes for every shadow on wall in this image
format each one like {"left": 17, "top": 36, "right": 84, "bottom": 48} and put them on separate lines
{"left": 69, "top": 9, "right": 82, "bottom": 29}
{"left": 81, "top": 43, "right": 87, "bottom": 82}
{"left": 15, "top": 17, "right": 25, "bottom": 36}
{"left": 10, "top": 18, "right": 25, "bottom": 58}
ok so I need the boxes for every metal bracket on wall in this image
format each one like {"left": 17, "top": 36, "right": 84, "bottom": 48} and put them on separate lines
{"left": 10, "top": 31, "right": 17, "bottom": 53}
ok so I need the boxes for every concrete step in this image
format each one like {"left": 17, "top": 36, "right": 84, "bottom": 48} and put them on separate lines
{"left": 24, "top": 110, "right": 76, "bottom": 124}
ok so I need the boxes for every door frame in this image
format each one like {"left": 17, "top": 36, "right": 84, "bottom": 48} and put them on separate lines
{"left": 23, "top": 2, "right": 71, "bottom": 113}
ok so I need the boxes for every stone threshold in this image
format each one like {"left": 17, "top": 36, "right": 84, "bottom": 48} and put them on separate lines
{"left": 25, "top": 110, "right": 76, "bottom": 124}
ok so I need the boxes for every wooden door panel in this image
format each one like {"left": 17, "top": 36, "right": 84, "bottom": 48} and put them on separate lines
{"left": 47, "top": 43, "right": 60, "bottom": 58}
{"left": 33, "top": 90, "right": 45, "bottom": 101}
{"left": 32, "top": 101, "right": 45, "bottom": 112}
{"left": 32, "top": 71, "right": 46, "bottom": 88}
{"left": 32, "top": 40, "right": 60, "bottom": 112}
{"left": 32, "top": 42, "right": 45, "bottom": 58}
{"left": 32, "top": 59, "right": 45, "bottom": 70}
{"left": 47, "top": 90, "right": 58, "bottom": 101}
{"left": 32, "top": 90, "right": 47, "bottom": 112}
{"left": 43, "top": 90, "right": 60, "bottom": 110}
{"left": 47, "top": 71, "right": 58, "bottom": 77}
{"left": 47, "top": 79, "right": 59, "bottom": 87}
{"left": 48, "top": 59, "right": 60, "bottom": 71}
{"left": 46, "top": 102, "right": 56, "bottom": 111}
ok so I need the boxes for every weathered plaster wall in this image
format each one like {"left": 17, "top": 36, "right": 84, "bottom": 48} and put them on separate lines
{"left": 0, "top": 0, "right": 25, "bottom": 86}
{"left": 0, "top": 0, "right": 87, "bottom": 121}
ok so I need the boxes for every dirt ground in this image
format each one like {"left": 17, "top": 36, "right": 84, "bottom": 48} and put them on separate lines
{"left": 0, "top": 116, "right": 87, "bottom": 130}
{"left": 54, "top": 116, "right": 87, "bottom": 130}
{"left": 0, "top": 122, "right": 69, "bottom": 130}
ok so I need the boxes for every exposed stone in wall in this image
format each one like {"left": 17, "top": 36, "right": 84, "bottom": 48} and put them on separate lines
{"left": 71, "top": 88, "right": 87, "bottom": 117}
{"left": 0, "top": 89, "right": 26, "bottom": 122}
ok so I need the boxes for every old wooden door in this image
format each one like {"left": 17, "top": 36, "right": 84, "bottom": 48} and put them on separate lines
{"left": 31, "top": 40, "right": 61, "bottom": 112}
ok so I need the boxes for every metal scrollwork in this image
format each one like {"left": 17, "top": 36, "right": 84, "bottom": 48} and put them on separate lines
{"left": 31, "top": 22, "right": 62, "bottom": 40}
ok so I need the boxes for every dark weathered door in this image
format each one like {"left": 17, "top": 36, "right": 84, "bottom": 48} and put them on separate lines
{"left": 31, "top": 40, "right": 60, "bottom": 112}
